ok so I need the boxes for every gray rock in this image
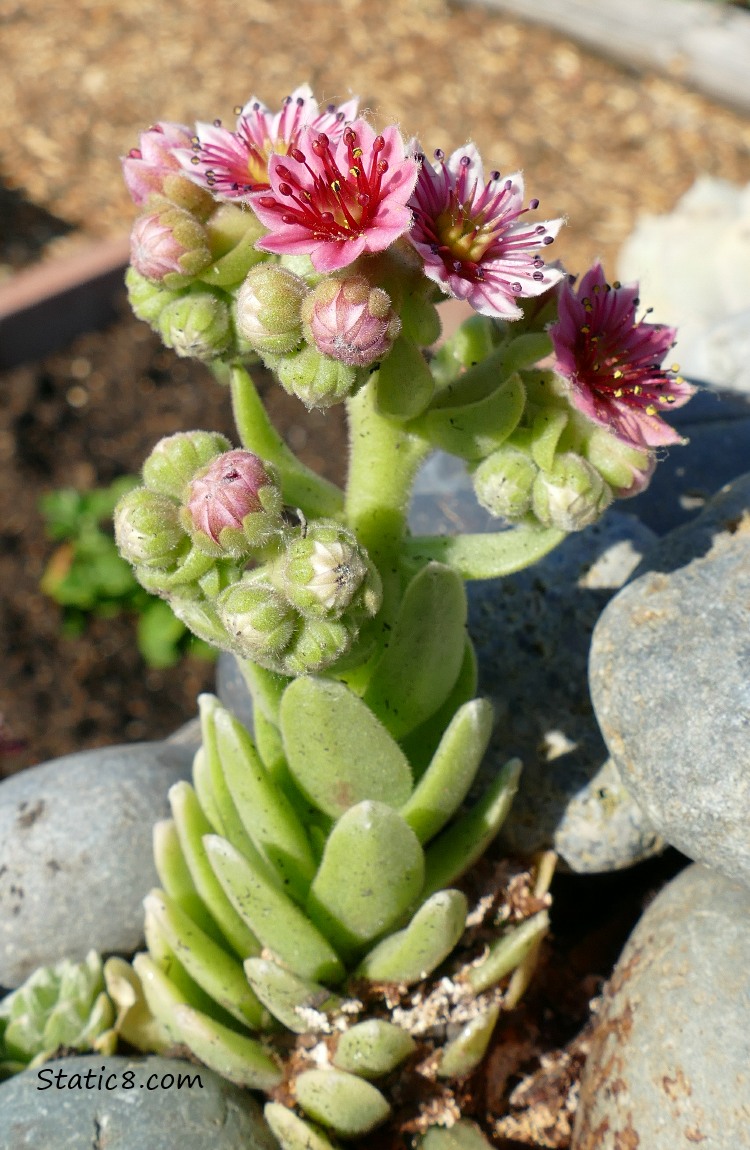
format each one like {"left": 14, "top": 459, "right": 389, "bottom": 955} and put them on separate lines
{"left": 0, "top": 742, "right": 193, "bottom": 988}
{"left": 0, "top": 1055, "right": 277, "bottom": 1150}
{"left": 216, "top": 652, "right": 255, "bottom": 732}
{"left": 573, "top": 863, "right": 750, "bottom": 1150}
{"left": 589, "top": 473, "right": 750, "bottom": 888}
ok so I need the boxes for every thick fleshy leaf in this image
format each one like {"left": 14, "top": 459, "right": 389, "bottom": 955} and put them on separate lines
{"left": 421, "top": 758, "right": 521, "bottom": 900}
{"left": 306, "top": 802, "right": 425, "bottom": 956}
{"left": 333, "top": 1019, "right": 416, "bottom": 1078}
{"left": 437, "top": 1002, "right": 500, "bottom": 1078}
{"left": 419, "top": 374, "right": 525, "bottom": 461}
{"left": 404, "top": 525, "right": 566, "bottom": 580}
{"left": 198, "top": 697, "right": 269, "bottom": 864}
{"left": 132, "top": 953, "right": 197, "bottom": 1047}
{"left": 204, "top": 834, "right": 345, "bottom": 984}
{"left": 400, "top": 699, "right": 494, "bottom": 843}
{"left": 363, "top": 563, "right": 467, "bottom": 740}
{"left": 144, "top": 889, "right": 267, "bottom": 1030}
{"left": 173, "top": 1003, "right": 282, "bottom": 1090}
{"left": 153, "top": 818, "right": 224, "bottom": 946}
{"left": 355, "top": 889, "right": 467, "bottom": 984}
{"left": 295, "top": 1068, "right": 391, "bottom": 1137}
{"left": 400, "top": 636, "right": 478, "bottom": 776}
{"left": 169, "top": 782, "right": 261, "bottom": 959}
{"left": 430, "top": 333, "right": 552, "bottom": 408}
{"left": 265, "top": 1103, "right": 339, "bottom": 1150}
{"left": 467, "top": 910, "right": 550, "bottom": 993}
{"left": 244, "top": 958, "right": 341, "bottom": 1034}
{"left": 375, "top": 336, "right": 435, "bottom": 420}
{"left": 530, "top": 406, "right": 569, "bottom": 472}
{"left": 419, "top": 1119, "right": 495, "bottom": 1149}
{"left": 213, "top": 704, "right": 316, "bottom": 900}
{"left": 280, "top": 677, "right": 413, "bottom": 818}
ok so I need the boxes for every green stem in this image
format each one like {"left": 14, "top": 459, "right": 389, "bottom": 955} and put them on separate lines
{"left": 344, "top": 378, "right": 429, "bottom": 615}
{"left": 224, "top": 364, "right": 344, "bottom": 520}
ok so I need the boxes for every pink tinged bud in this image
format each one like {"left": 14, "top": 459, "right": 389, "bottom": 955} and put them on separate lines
{"left": 122, "top": 122, "right": 195, "bottom": 206}
{"left": 129, "top": 205, "right": 211, "bottom": 286}
{"left": 183, "top": 449, "right": 282, "bottom": 556}
{"left": 301, "top": 275, "right": 400, "bottom": 367}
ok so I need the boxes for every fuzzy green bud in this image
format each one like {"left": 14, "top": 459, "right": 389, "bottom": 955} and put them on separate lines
{"left": 235, "top": 264, "right": 308, "bottom": 355}
{"left": 158, "top": 291, "right": 231, "bottom": 360}
{"left": 583, "top": 426, "right": 655, "bottom": 498}
{"left": 130, "top": 201, "right": 212, "bottom": 288}
{"left": 473, "top": 445, "right": 539, "bottom": 520}
{"left": 279, "top": 521, "right": 382, "bottom": 620}
{"left": 532, "top": 452, "right": 612, "bottom": 531}
{"left": 217, "top": 576, "right": 297, "bottom": 661}
{"left": 125, "top": 267, "right": 181, "bottom": 326}
{"left": 142, "top": 431, "right": 232, "bottom": 500}
{"left": 0, "top": 951, "right": 115, "bottom": 1075}
{"left": 283, "top": 617, "right": 352, "bottom": 676}
{"left": 181, "top": 449, "right": 283, "bottom": 556}
{"left": 114, "top": 487, "right": 187, "bottom": 568}
{"left": 275, "top": 344, "right": 360, "bottom": 409}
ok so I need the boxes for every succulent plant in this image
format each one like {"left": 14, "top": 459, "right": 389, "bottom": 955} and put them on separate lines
{"left": 120, "top": 570, "right": 553, "bottom": 1147}
{"left": 0, "top": 951, "right": 116, "bottom": 1077}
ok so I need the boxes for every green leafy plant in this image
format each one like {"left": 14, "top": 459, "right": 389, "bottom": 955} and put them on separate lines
{"left": 39, "top": 477, "right": 215, "bottom": 668}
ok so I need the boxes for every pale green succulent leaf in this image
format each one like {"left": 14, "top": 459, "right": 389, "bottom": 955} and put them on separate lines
{"left": 429, "top": 333, "right": 551, "bottom": 408}
{"left": 306, "top": 801, "right": 425, "bottom": 957}
{"left": 375, "top": 337, "right": 434, "bottom": 420}
{"left": 264, "top": 1102, "right": 340, "bottom": 1150}
{"left": 153, "top": 818, "right": 225, "bottom": 946}
{"left": 437, "top": 1002, "right": 500, "bottom": 1078}
{"left": 191, "top": 748, "right": 225, "bottom": 835}
{"left": 169, "top": 781, "right": 262, "bottom": 959}
{"left": 530, "top": 406, "right": 569, "bottom": 472}
{"left": 144, "top": 890, "right": 268, "bottom": 1031}
{"left": 421, "top": 758, "right": 521, "bottom": 900}
{"left": 213, "top": 705, "right": 316, "bottom": 900}
{"left": 419, "top": 1119, "right": 495, "bottom": 1149}
{"left": 403, "top": 526, "right": 566, "bottom": 581}
{"left": 132, "top": 953, "right": 195, "bottom": 1047}
{"left": 204, "top": 834, "right": 345, "bottom": 984}
{"left": 332, "top": 1019, "right": 416, "bottom": 1078}
{"left": 363, "top": 563, "right": 467, "bottom": 740}
{"left": 420, "top": 374, "right": 526, "bottom": 461}
{"left": 103, "top": 957, "right": 172, "bottom": 1054}
{"left": 467, "top": 910, "right": 550, "bottom": 994}
{"left": 280, "top": 677, "right": 413, "bottom": 818}
{"left": 400, "top": 699, "right": 494, "bottom": 843}
{"left": 244, "top": 958, "right": 342, "bottom": 1035}
{"left": 295, "top": 1068, "right": 391, "bottom": 1138}
{"left": 173, "top": 1004, "right": 283, "bottom": 1090}
{"left": 399, "top": 636, "right": 478, "bottom": 777}
{"left": 355, "top": 889, "right": 468, "bottom": 984}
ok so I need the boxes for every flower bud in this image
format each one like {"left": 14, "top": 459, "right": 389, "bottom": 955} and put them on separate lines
{"left": 182, "top": 449, "right": 283, "bottom": 556}
{"left": 531, "top": 453, "right": 612, "bottom": 532}
{"left": 129, "top": 203, "right": 212, "bottom": 286}
{"left": 278, "top": 521, "right": 382, "bottom": 619}
{"left": 235, "top": 265, "right": 308, "bottom": 355}
{"left": 275, "top": 344, "right": 360, "bottom": 409}
{"left": 122, "top": 122, "right": 198, "bottom": 208}
{"left": 158, "top": 291, "right": 231, "bottom": 360}
{"left": 217, "top": 577, "right": 297, "bottom": 661}
{"left": 301, "top": 275, "right": 400, "bottom": 367}
{"left": 583, "top": 426, "right": 656, "bottom": 498}
{"left": 472, "top": 446, "right": 539, "bottom": 521}
{"left": 142, "top": 431, "right": 231, "bottom": 500}
{"left": 114, "top": 488, "right": 187, "bottom": 569}
{"left": 283, "top": 617, "right": 351, "bottom": 676}
{"left": 125, "top": 267, "right": 182, "bottom": 326}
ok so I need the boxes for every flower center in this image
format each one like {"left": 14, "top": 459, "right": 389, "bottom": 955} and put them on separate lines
{"left": 259, "top": 127, "right": 389, "bottom": 242}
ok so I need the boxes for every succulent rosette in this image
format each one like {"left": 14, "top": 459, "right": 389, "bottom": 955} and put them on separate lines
{"left": 251, "top": 119, "right": 419, "bottom": 272}
{"left": 408, "top": 142, "right": 564, "bottom": 318}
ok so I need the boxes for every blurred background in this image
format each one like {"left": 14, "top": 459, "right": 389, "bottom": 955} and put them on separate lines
{"left": 2, "top": 0, "right": 750, "bottom": 278}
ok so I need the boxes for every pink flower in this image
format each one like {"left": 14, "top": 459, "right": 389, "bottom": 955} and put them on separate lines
{"left": 176, "top": 84, "right": 358, "bottom": 201}
{"left": 122, "top": 122, "right": 194, "bottom": 206}
{"left": 550, "top": 262, "right": 696, "bottom": 449}
{"left": 251, "top": 119, "right": 419, "bottom": 273}
{"left": 407, "top": 143, "right": 564, "bottom": 319}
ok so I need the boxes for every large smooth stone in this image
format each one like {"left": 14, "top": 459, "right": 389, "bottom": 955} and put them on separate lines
{"left": 0, "top": 742, "right": 193, "bottom": 988}
{"left": 590, "top": 473, "right": 750, "bottom": 888}
{"left": 573, "top": 864, "right": 750, "bottom": 1149}
{"left": 0, "top": 1055, "right": 277, "bottom": 1149}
